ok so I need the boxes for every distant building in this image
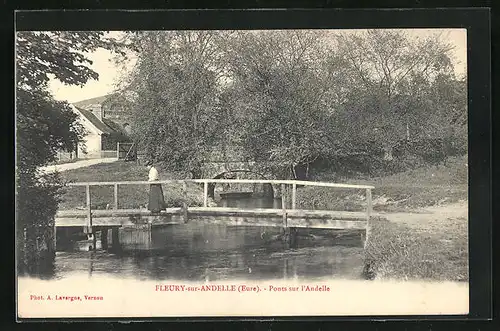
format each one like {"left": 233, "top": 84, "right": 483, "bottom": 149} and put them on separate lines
{"left": 72, "top": 93, "right": 134, "bottom": 135}
{"left": 58, "top": 94, "right": 133, "bottom": 160}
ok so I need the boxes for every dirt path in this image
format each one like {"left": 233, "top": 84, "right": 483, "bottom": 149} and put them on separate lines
{"left": 40, "top": 158, "right": 118, "bottom": 173}
{"left": 374, "top": 201, "right": 468, "bottom": 229}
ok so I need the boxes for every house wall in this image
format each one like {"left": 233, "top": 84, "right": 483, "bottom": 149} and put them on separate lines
{"left": 78, "top": 133, "right": 102, "bottom": 159}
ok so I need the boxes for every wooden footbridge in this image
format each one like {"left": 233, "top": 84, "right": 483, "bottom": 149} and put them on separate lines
{"left": 55, "top": 179, "right": 374, "bottom": 250}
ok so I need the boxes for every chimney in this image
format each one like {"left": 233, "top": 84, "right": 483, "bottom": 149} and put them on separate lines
{"left": 91, "top": 105, "right": 103, "bottom": 121}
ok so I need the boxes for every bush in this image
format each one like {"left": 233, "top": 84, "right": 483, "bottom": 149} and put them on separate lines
{"left": 17, "top": 170, "right": 62, "bottom": 276}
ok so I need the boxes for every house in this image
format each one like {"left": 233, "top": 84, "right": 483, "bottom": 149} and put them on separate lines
{"left": 73, "top": 93, "right": 134, "bottom": 135}
{"left": 61, "top": 94, "right": 133, "bottom": 160}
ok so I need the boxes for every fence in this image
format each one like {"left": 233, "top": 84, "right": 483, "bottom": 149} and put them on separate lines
{"left": 62, "top": 179, "right": 373, "bottom": 229}
{"left": 117, "top": 142, "right": 137, "bottom": 161}
{"left": 80, "top": 150, "right": 117, "bottom": 159}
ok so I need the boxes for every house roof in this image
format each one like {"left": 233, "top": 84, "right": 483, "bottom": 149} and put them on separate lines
{"left": 73, "top": 94, "right": 115, "bottom": 108}
{"left": 75, "top": 107, "right": 114, "bottom": 134}
{"left": 73, "top": 106, "right": 129, "bottom": 140}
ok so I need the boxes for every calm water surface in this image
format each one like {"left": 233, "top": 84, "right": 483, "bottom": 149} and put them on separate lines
{"left": 52, "top": 195, "right": 366, "bottom": 281}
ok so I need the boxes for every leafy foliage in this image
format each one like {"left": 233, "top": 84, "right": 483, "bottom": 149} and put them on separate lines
{"left": 16, "top": 31, "right": 123, "bottom": 273}
{"left": 221, "top": 31, "right": 334, "bottom": 178}
{"left": 119, "top": 31, "right": 228, "bottom": 178}
{"left": 117, "top": 29, "right": 467, "bottom": 180}
{"left": 16, "top": 89, "right": 84, "bottom": 168}
{"left": 16, "top": 31, "right": 125, "bottom": 89}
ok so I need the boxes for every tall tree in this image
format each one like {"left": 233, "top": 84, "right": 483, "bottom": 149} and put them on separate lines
{"left": 16, "top": 31, "right": 123, "bottom": 274}
{"left": 119, "top": 31, "right": 228, "bottom": 178}
{"left": 328, "top": 30, "right": 465, "bottom": 166}
{"left": 222, "top": 30, "right": 333, "bottom": 178}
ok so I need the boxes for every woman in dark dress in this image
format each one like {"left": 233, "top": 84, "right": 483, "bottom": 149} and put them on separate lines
{"left": 147, "top": 164, "right": 166, "bottom": 213}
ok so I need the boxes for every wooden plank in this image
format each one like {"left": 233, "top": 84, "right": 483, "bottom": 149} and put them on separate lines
{"left": 56, "top": 208, "right": 183, "bottom": 218}
{"left": 182, "top": 217, "right": 367, "bottom": 230}
{"left": 281, "top": 184, "right": 287, "bottom": 228}
{"left": 85, "top": 185, "right": 92, "bottom": 233}
{"left": 286, "top": 218, "right": 366, "bottom": 229}
{"left": 203, "top": 181, "right": 208, "bottom": 207}
{"left": 114, "top": 184, "right": 119, "bottom": 210}
{"left": 189, "top": 208, "right": 367, "bottom": 219}
{"left": 65, "top": 179, "right": 375, "bottom": 190}
{"left": 56, "top": 207, "right": 367, "bottom": 219}
{"left": 182, "top": 181, "right": 188, "bottom": 223}
{"left": 366, "top": 188, "right": 372, "bottom": 221}
{"left": 56, "top": 215, "right": 185, "bottom": 227}
{"left": 365, "top": 188, "right": 373, "bottom": 249}
{"left": 53, "top": 223, "right": 57, "bottom": 251}
{"left": 54, "top": 216, "right": 366, "bottom": 230}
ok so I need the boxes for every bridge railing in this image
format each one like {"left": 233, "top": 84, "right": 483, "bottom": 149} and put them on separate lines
{"left": 63, "top": 179, "right": 374, "bottom": 232}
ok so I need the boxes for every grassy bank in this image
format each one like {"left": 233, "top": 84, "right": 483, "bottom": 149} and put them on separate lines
{"left": 296, "top": 156, "right": 468, "bottom": 282}
{"left": 59, "top": 161, "right": 215, "bottom": 209}
{"left": 364, "top": 217, "right": 468, "bottom": 282}
{"left": 296, "top": 156, "right": 467, "bottom": 212}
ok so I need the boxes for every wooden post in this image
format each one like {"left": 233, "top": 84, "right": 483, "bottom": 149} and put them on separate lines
{"left": 85, "top": 185, "right": 92, "bottom": 234}
{"left": 92, "top": 232, "right": 97, "bottom": 251}
{"left": 53, "top": 223, "right": 57, "bottom": 252}
{"left": 111, "top": 227, "right": 120, "bottom": 252}
{"left": 101, "top": 227, "right": 108, "bottom": 250}
{"left": 203, "top": 181, "right": 208, "bottom": 207}
{"left": 116, "top": 142, "right": 120, "bottom": 159}
{"left": 366, "top": 188, "right": 372, "bottom": 221}
{"left": 364, "top": 188, "right": 372, "bottom": 249}
{"left": 114, "top": 184, "right": 119, "bottom": 210}
{"left": 148, "top": 222, "right": 152, "bottom": 249}
{"left": 281, "top": 184, "right": 287, "bottom": 228}
{"left": 292, "top": 183, "right": 297, "bottom": 210}
{"left": 182, "top": 181, "right": 188, "bottom": 223}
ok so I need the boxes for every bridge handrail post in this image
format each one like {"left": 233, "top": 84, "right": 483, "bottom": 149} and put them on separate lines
{"left": 281, "top": 183, "right": 287, "bottom": 228}
{"left": 203, "top": 181, "right": 208, "bottom": 207}
{"left": 291, "top": 183, "right": 296, "bottom": 210}
{"left": 85, "top": 184, "right": 92, "bottom": 234}
{"left": 116, "top": 142, "right": 120, "bottom": 159}
{"left": 182, "top": 181, "right": 188, "bottom": 223}
{"left": 114, "top": 183, "right": 119, "bottom": 210}
{"left": 364, "top": 188, "right": 372, "bottom": 249}
{"left": 366, "top": 188, "right": 372, "bottom": 221}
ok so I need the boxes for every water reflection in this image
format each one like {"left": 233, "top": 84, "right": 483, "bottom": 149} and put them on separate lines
{"left": 52, "top": 224, "right": 365, "bottom": 281}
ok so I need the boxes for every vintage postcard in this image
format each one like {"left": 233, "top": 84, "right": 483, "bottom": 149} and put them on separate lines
{"left": 16, "top": 21, "right": 471, "bottom": 318}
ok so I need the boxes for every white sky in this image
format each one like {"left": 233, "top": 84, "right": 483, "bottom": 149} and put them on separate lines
{"left": 48, "top": 29, "right": 467, "bottom": 103}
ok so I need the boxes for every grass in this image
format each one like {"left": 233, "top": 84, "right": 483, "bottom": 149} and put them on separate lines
{"left": 365, "top": 217, "right": 468, "bottom": 282}
{"left": 59, "top": 161, "right": 215, "bottom": 209}
{"left": 297, "top": 155, "right": 468, "bottom": 212}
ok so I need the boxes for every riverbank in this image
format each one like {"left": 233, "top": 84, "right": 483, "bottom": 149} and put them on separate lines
{"left": 296, "top": 156, "right": 468, "bottom": 282}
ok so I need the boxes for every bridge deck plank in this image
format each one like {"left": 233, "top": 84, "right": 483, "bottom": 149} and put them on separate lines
{"left": 56, "top": 207, "right": 366, "bottom": 219}
{"left": 55, "top": 207, "right": 368, "bottom": 229}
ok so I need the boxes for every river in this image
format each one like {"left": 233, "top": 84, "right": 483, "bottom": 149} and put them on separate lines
{"left": 38, "top": 194, "right": 367, "bottom": 281}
